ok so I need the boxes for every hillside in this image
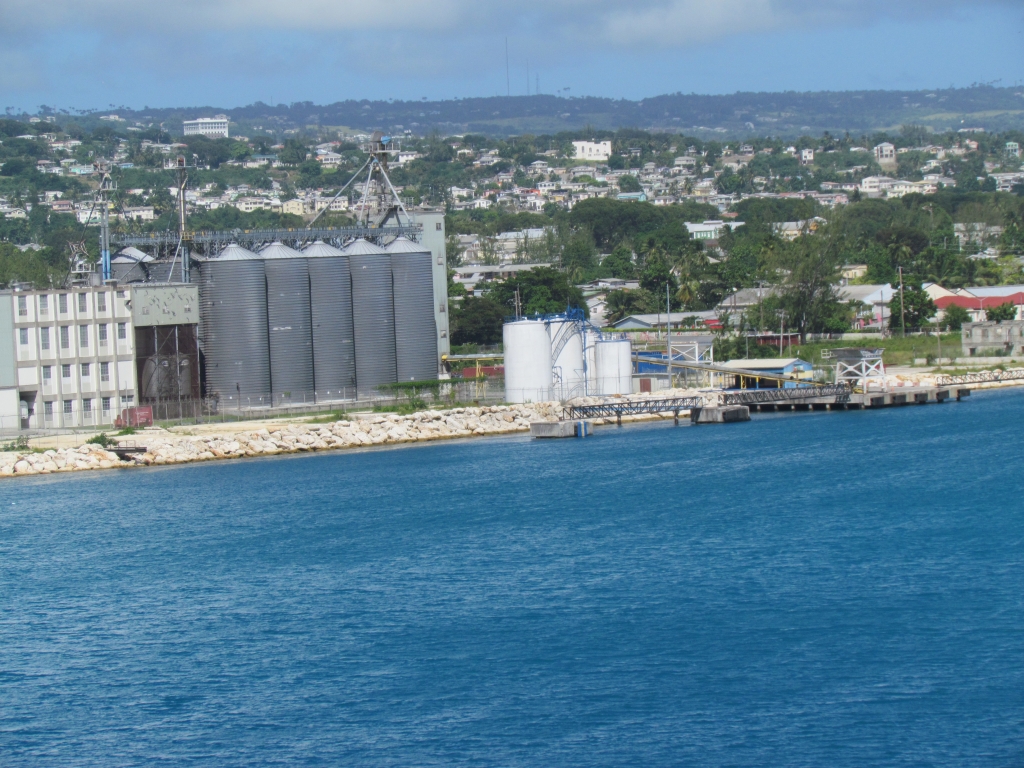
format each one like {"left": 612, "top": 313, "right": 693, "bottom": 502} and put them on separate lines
{"left": 44, "top": 86, "right": 1024, "bottom": 139}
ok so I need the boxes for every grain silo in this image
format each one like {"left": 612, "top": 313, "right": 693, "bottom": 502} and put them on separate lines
{"left": 261, "top": 241, "right": 314, "bottom": 404}
{"left": 302, "top": 241, "right": 356, "bottom": 401}
{"left": 386, "top": 237, "right": 438, "bottom": 382}
{"left": 343, "top": 238, "right": 396, "bottom": 394}
{"left": 198, "top": 243, "right": 270, "bottom": 406}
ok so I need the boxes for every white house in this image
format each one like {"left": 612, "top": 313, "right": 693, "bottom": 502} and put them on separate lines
{"left": 572, "top": 141, "right": 612, "bottom": 162}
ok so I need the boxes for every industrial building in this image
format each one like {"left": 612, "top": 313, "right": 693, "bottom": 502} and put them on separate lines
{"left": 0, "top": 283, "right": 200, "bottom": 432}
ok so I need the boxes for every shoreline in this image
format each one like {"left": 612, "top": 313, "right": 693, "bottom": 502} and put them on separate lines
{"left": 4, "top": 378, "right": 1023, "bottom": 480}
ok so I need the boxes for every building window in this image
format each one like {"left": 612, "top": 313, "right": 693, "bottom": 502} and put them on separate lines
{"left": 78, "top": 293, "right": 87, "bottom": 313}
{"left": 83, "top": 398, "right": 92, "bottom": 414}
{"left": 42, "top": 365, "right": 52, "bottom": 381}
{"left": 63, "top": 399, "right": 73, "bottom": 415}
{"left": 116, "top": 290, "right": 125, "bottom": 299}
{"left": 62, "top": 364, "right": 71, "bottom": 379}
{"left": 40, "top": 327, "right": 50, "bottom": 350}
{"left": 60, "top": 326, "right": 70, "bottom": 349}
{"left": 58, "top": 294, "right": 68, "bottom": 314}
{"left": 102, "top": 397, "right": 111, "bottom": 412}
{"left": 19, "top": 328, "right": 28, "bottom": 345}
{"left": 39, "top": 295, "right": 48, "bottom": 314}
{"left": 123, "top": 394, "right": 134, "bottom": 405}
{"left": 97, "top": 293, "right": 107, "bottom": 312}
{"left": 44, "top": 401, "right": 53, "bottom": 417}
{"left": 98, "top": 324, "right": 108, "bottom": 346}
{"left": 117, "top": 322, "right": 127, "bottom": 340}
{"left": 17, "top": 296, "right": 27, "bottom": 316}
{"left": 100, "top": 362, "right": 109, "bottom": 382}
{"left": 79, "top": 325, "right": 89, "bottom": 348}
{"left": 81, "top": 363, "right": 90, "bottom": 378}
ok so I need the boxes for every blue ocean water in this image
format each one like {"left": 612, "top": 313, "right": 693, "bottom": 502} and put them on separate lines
{"left": 2, "top": 391, "right": 1024, "bottom": 767}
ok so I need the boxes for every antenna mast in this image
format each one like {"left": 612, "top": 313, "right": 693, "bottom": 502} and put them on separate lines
{"left": 94, "top": 159, "right": 115, "bottom": 281}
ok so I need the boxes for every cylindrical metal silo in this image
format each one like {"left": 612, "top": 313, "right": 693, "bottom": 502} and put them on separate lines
{"left": 503, "top": 319, "right": 552, "bottom": 403}
{"left": 548, "top": 318, "right": 585, "bottom": 400}
{"left": 198, "top": 244, "right": 270, "bottom": 408}
{"left": 303, "top": 241, "right": 355, "bottom": 401}
{"left": 261, "top": 242, "right": 314, "bottom": 404}
{"left": 344, "top": 238, "right": 396, "bottom": 395}
{"left": 595, "top": 338, "right": 633, "bottom": 396}
{"left": 386, "top": 237, "right": 438, "bottom": 382}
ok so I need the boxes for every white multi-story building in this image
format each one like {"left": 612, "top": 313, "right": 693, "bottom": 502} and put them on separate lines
{"left": 183, "top": 115, "right": 230, "bottom": 139}
{"left": 874, "top": 142, "right": 896, "bottom": 166}
{"left": 1, "top": 285, "right": 137, "bottom": 431}
{"left": 572, "top": 141, "right": 612, "bottom": 162}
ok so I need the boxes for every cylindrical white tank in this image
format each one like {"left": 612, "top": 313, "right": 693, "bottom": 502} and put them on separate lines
{"left": 504, "top": 320, "right": 553, "bottom": 403}
{"left": 595, "top": 339, "right": 633, "bottom": 395}
{"left": 548, "top": 319, "right": 585, "bottom": 400}
{"left": 584, "top": 332, "right": 597, "bottom": 396}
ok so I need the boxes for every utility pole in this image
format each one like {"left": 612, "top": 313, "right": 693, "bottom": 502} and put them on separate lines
{"left": 666, "top": 281, "right": 673, "bottom": 389}
{"left": 779, "top": 311, "right": 785, "bottom": 355}
{"left": 898, "top": 266, "right": 906, "bottom": 337}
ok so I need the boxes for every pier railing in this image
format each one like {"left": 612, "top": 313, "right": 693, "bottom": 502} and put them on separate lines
{"left": 721, "top": 384, "right": 852, "bottom": 405}
{"left": 563, "top": 396, "right": 706, "bottom": 421}
{"left": 934, "top": 370, "right": 1024, "bottom": 386}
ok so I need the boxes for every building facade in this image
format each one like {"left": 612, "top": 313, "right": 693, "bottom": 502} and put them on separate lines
{"left": 183, "top": 116, "right": 229, "bottom": 139}
{"left": 1, "top": 285, "right": 137, "bottom": 431}
{"left": 962, "top": 321, "right": 1024, "bottom": 357}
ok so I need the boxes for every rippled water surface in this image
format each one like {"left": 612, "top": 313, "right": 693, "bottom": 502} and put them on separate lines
{"left": 3, "top": 390, "right": 1024, "bottom": 766}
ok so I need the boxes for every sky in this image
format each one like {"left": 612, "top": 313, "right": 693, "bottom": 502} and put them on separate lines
{"left": 1, "top": 0, "right": 1022, "bottom": 112}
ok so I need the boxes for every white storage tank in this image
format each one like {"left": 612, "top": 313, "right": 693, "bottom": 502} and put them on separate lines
{"left": 595, "top": 339, "right": 633, "bottom": 396}
{"left": 503, "top": 320, "right": 553, "bottom": 403}
{"left": 548, "top": 318, "right": 585, "bottom": 400}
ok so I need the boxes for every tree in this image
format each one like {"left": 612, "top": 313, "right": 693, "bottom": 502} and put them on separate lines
{"left": 486, "top": 266, "right": 587, "bottom": 318}
{"left": 889, "top": 287, "right": 936, "bottom": 332}
{"left": 617, "top": 174, "right": 642, "bottom": 193}
{"left": 770, "top": 226, "right": 846, "bottom": 341}
{"left": 942, "top": 303, "right": 970, "bottom": 331}
{"left": 449, "top": 296, "right": 505, "bottom": 345}
{"left": 601, "top": 244, "right": 635, "bottom": 279}
{"left": 986, "top": 301, "right": 1017, "bottom": 323}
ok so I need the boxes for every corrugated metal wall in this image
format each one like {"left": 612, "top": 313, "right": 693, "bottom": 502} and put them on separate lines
{"left": 346, "top": 241, "right": 397, "bottom": 394}
{"left": 389, "top": 243, "right": 438, "bottom": 382}
{"left": 263, "top": 244, "right": 314, "bottom": 402}
{"left": 199, "top": 250, "right": 271, "bottom": 405}
{"left": 306, "top": 248, "right": 356, "bottom": 399}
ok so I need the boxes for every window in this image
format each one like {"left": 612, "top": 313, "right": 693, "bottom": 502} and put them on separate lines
{"left": 62, "top": 364, "right": 71, "bottom": 379}
{"left": 83, "top": 398, "right": 92, "bottom": 414}
{"left": 77, "top": 293, "right": 87, "bottom": 313}
{"left": 63, "top": 399, "right": 73, "bottom": 415}
{"left": 100, "top": 362, "right": 109, "bottom": 382}
{"left": 39, "top": 295, "right": 48, "bottom": 314}
{"left": 81, "top": 363, "right": 90, "bottom": 378}
{"left": 79, "top": 325, "right": 89, "bottom": 348}
{"left": 40, "top": 327, "right": 50, "bottom": 350}
{"left": 17, "top": 296, "right": 27, "bottom": 316}
{"left": 117, "top": 322, "right": 127, "bottom": 340}
{"left": 58, "top": 294, "right": 68, "bottom": 314}
{"left": 19, "top": 328, "right": 28, "bottom": 345}
{"left": 44, "top": 401, "right": 53, "bottom": 417}
{"left": 42, "top": 366, "right": 52, "bottom": 381}
{"left": 123, "top": 394, "right": 134, "bottom": 405}
{"left": 98, "top": 324, "right": 108, "bottom": 346}
{"left": 436, "top": 222, "right": 442, "bottom": 230}
{"left": 116, "top": 290, "right": 125, "bottom": 299}
{"left": 101, "top": 397, "right": 111, "bottom": 412}
{"left": 60, "top": 326, "right": 70, "bottom": 349}
{"left": 97, "top": 293, "right": 106, "bottom": 312}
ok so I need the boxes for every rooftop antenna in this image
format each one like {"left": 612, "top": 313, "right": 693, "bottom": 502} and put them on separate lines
{"left": 94, "top": 159, "right": 115, "bottom": 281}
{"left": 163, "top": 154, "right": 194, "bottom": 283}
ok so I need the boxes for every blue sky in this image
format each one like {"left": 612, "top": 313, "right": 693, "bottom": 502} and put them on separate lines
{"left": 1, "top": 0, "right": 1022, "bottom": 111}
